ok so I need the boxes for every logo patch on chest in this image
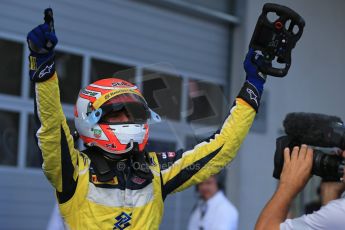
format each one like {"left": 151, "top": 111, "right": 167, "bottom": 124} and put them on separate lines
{"left": 91, "top": 175, "right": 118, "bottom": 185}
{"left": 114, "top": 212, "right": 132, "bottom": 230}
{"left": 131, "top": 176, "right": 146, "bottom": 185}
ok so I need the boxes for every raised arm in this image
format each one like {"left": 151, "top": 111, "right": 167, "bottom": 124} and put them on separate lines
{"left": 28, "top": 9, "right": 82, "bottom": 203}
{"left": 157, "top": 49, "right": 268, "bottom": 198}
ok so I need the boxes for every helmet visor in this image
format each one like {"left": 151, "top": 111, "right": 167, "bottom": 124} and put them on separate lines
{"left": 99, "top": 94, "right": 150, "bottom": 124}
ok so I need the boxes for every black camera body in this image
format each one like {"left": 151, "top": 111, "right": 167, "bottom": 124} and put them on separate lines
{"left": 273, "top": 136, "right": 344, "bottom": 181}
{"left": 273, "top": 113, "right": 345, "bottom": 181}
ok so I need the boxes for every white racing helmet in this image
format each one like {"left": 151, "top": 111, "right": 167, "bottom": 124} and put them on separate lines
{"left": 74, "top": 78, "right": 161, "bottom": 155}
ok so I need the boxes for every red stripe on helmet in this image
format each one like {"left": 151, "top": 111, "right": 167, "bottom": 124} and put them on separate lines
{"left": 79, "top": 93, "right": 97, "bottom": 103}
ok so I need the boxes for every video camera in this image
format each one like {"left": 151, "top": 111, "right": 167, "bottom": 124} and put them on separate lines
{"left": 273, "top": 113, "right": 345, "bottom": 181}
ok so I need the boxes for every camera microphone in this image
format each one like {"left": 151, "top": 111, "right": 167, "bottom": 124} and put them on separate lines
{"left": 283, "top": 112, "right": 345, "bottom": 149}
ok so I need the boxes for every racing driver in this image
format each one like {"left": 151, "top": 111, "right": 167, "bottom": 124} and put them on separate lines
{"left": 28, "top": 8, "right": 269, "bottom": 230}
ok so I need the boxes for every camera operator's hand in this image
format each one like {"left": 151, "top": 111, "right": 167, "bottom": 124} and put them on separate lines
{"left": 255, "top": 145, "right": 313, "bottom": 230}
{"left": 278, "top": 145, "right": 314, "bottom": 196}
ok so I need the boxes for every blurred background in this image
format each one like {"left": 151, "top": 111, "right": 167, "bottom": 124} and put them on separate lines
{"left": 0, "top": 0, "right": 344, "bottom": 229}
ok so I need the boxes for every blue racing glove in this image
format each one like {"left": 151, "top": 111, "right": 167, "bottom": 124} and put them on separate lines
{"left": 27, "top": 12, "right": 58, "bottom": 82}
{"left": 237, "top": 48, "right": 271, "bottom": 112}
{"left": 244, "top": 48, "right": 268, "bottom": 96}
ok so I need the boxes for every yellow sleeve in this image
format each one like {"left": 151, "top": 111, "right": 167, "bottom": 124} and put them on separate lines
{"left": 158, "top": 98, "right": 255, "bottom": 197}
{"left": 34, "top": 72, "right": 81, "bottom": 202}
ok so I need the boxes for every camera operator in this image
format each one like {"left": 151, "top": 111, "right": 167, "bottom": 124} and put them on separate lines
{"left": 255, "top": 145, "right": 345, "bottom": 230}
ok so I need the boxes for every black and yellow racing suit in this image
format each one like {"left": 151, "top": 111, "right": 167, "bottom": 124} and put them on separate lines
{"left": 34, "top": 72, "right": 259, "bottom": 230}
